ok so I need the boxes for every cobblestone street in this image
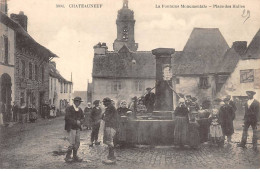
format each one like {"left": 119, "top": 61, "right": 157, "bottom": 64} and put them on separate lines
{"left": 0, "top": 117, "right": 259, "bottom": 169}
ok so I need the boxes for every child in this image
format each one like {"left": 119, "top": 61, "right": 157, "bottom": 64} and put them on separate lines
{"left": 209, "top": 108, "right": 224, "bottom": 147}
{"left": 188, "top": 111, "right": 200, "bottom": 149}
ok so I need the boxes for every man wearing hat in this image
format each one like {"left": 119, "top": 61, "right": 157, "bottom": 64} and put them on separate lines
{"left": 89, "top": 100, "right": 102, "bottom": 147}
{"left": 102, "top": 97, "right": 118, "bottom": 163}
{"left": 64, "top": 97, "right": 84, "bottom": 162}
{"left": 144, "top": 88, "right": 155, "bottom": 113}
{"left": 238, "top": 91, "right": 259, "bottom": 150}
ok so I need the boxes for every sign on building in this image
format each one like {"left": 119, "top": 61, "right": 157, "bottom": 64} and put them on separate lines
{"left": 240, "top": 69, "right": 254, "bottom": 83}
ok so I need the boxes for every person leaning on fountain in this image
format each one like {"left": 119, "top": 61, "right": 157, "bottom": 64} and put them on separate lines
{"left": 144, "top": 88, "right": 155, "bottom": 113}
{"left": 102, "top": 97, "right": 118, "bottom": 163}
{"left": 238, "top": 91, "right": 259, "bottom": 151}
{"left": 64, "top": 97, "right": 84, "bottom": 162}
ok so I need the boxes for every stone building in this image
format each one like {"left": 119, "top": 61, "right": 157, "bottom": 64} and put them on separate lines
{"left": 172, "top": 28, "right": 243, "bottom": 105}
{"left": 9, "top": 12, "right": 57, "bottom": 116}
{"left": 92, "top": 0, "right": 155, "bottom": 106}
{"left": 49, "top": 61, "right": 73, "bottom": 114}
{"left": 218, "top": 29, "right": 260, "bottom": 104}
{"left": 0, "top": 9, "right": 15, "bottom": 122}
{"left": 92, "top": 0, "right": 241, "bottom": 108}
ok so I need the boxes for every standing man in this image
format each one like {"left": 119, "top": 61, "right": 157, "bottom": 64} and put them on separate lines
{"left": 89, "top": 100, "right": 102, "bottom": 147}
{"left": 64, "top": 97, "right": 84, "bottom": 162}
{"left": 12, "top": 101, "right": 19, "bottom": 122}
{"left": 42, "top": 101, "right": 50, "bottom": 119}
{"left": 144, "top": 88, "right": 155, "bottom": 113}
{"left": 102, "top": 97, "right": 118, "bottom": 163}
{"left": 238, "top": 91, "right": 259, "bottom": 151}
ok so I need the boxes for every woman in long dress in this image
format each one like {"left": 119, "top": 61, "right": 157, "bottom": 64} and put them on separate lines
{"left": 219, "top": 97, "right": 235, "bottom": 143}
{"left": 174, "top": 98, "right": 189, "bottom": 148}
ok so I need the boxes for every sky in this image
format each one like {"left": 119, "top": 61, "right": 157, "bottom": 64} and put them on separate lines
{"left": 7, "top": 0, "right": 260, "bottom": 91}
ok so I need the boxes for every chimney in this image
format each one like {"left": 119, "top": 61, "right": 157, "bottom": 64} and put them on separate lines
{"left": 10, "top": 11, "right": 28, "bottom": 31}
{"left": 93, "top": 42, "right": 108, "bottom": 55}
{"left": 50, "top": 61, "right": 56, "bottom": 68}
{"left": 232, "top": 41, "right": 247, "bottom": 56}
{"left": 0, "top": 0, "right": 7, "bottom": 15}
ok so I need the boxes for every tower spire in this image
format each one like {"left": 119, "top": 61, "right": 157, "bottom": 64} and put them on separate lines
{"left": 123, "top": 0, "right": 128, "bottom": 8}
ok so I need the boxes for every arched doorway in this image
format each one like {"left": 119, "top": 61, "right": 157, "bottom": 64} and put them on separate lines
{"left": 0, "top": 73, "right": 12, "bottom": 122}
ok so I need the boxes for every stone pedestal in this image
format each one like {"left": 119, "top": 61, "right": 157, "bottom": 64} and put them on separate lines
{"left": 152, "top": 48, "right": 175, "bottom": 111}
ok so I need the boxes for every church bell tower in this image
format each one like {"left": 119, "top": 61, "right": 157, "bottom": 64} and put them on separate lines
{"left": 113, "top": 0, "right": 138, "bottom": 52}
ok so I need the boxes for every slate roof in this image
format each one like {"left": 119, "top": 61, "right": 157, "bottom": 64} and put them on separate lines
{"left": 217, "top": 48, "right": 240, "bottom": 73}
{"left": 93, "top": 28, "right": 239, "bottom": 78}
{"left": 242, "top": 28, "right": 260, "bottom": 59}
{"left": 93, "top": 45, "right": 155, "bottom": 79}
{"left": 172, "top": 28, "right": 230, "bottom": 75}
{"left": 0, "top": 11, "right": 57, "bottom": 58}
{"left": 49, "top": 63, "right": 72, "bottom": 83}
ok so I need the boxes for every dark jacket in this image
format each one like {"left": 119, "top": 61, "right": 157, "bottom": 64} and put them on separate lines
{"left": 174, "top": 105, "right": 189, "bottom": 122}
{"left": 229, "top": 100, "right": 237, "bottom": 112}
{"left": 90, "top": 107, "right": 102, "bottom": 125}
{"left": 103, "top": 104, "right": 118, "bottom": 130}
{"left": 244, "top": 99, "right": 260, "bottom": 124}
{"left": 65, "top": 105, "right": 84, "bottom": 131}
{"left": 219, "top": 104, "right": 235, "bottom": 136}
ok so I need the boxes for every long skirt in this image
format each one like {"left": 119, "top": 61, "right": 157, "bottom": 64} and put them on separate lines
{"left": 174, "top": 117, "right": 189, "bottom": 146}
{"left": 189, "top": 122, "right": 200, "bottom": 148}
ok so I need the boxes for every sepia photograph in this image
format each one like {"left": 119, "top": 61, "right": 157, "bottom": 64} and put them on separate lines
{"left": 0, "top": 0, "right": 259, "bottom": 169}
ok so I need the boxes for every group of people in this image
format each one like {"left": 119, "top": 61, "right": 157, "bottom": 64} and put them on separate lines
{"left": 63, "top": 89, "right": 259, "bottom": 164}
{"left": 0, "top": 101, "right": 38, "bottom": 125}
{"left": 64, "top": 97, "right": 118, "bottom": 164}
{"left": 173, "top": 91, "right": 259, "bottom": 151}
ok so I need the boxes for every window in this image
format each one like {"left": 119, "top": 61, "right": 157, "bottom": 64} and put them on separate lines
{"left": 29, "top": 63, "right": 33, "bottom": 79}
{"left": 20, "top": 92, "right": 25, "bottom": 104}
{"left": 41, "top": 66, "right": 44, "bottom": 81}
{"left": 199, "top": 76, "right": 210, "bottom": 89}
{"left": 60, "top": 82, "right": 63, "bottom": 93}
{"left": 240, "top": 69, "right": 254, "bottom": 83}
{"left": 21, "top": 60, "right": 25, "bottom": 78}
{"left": 3, "top": 35, "right": 9, "bottom": 64}
{"left": 35, "top": 65, "right": 38, "bottom": 81}
{"left": 112, "top": 81, "right": 122, "bottom": 92}
{"left": 134, "top": 80, "right": 143, "bottom": 92}
{"left": 175, "top": 78, "right": 180, "bottom": 84}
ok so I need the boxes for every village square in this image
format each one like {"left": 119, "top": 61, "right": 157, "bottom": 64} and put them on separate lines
{"left": 0, "top": 0, "right": 259, "bottom": 169}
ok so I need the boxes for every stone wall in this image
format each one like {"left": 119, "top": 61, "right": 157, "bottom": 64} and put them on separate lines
{"left": 14, "top": 48, "right": 49, "bottom": 113}
{"left": 93, "top": 78, "right": 155, "bottom": 107}
{"left": 175, "top": 75, "right": 216, "bottom": 104}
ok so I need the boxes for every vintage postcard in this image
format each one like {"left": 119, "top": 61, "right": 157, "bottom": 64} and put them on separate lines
{"left": 0, "top": 0, "right": 259, "bottom": 169}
